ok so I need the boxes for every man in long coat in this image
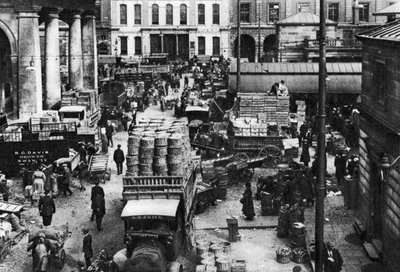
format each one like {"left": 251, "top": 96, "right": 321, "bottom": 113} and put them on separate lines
{"left": 38, "top": 190, "right": 56, "bottom": 226}
{"left": 82, "top": 228, "right": 93, "bottom": 269}
{"left": 323, "top": 241, "right": 343, "bottom": 272}
{"left": 91, "top": 181, "right": 105, "bottom": 231}
{"left": 113, "top": 144, "right": 125, "bottom": 175}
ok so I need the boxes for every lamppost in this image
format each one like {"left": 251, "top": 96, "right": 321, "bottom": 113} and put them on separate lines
{"left": 377, "top": 153, "right": 400, "bottom": 182}
{"left": 114, "top": 38, "right": 118, "bottom": 63}
{"left": 236, "top": 0, "right": 241, "bottom": 94}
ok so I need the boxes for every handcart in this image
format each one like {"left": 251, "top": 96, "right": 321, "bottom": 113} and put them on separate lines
{"left": 48, "top": 232, "right": 71, "bottom": 270}
{"left": 88, "top": 154, "right": 110, "bottom": 183}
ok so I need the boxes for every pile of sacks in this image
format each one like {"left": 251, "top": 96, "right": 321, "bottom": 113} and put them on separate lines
{"left": 28, "top": 224, "right": 69, "bottom": 250}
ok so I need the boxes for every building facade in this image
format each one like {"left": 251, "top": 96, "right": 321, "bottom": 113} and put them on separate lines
{"left": 110, "top": 0, "right": 230, "bottom": 61}
{"left": 356, "top": 19, "right": 400, "bottom": 272}
{"left": 229, "top": 0, "right": 392, "bottom": 62}
{"left": 0, "top": 0, "right": 97, "bottom": 119}
{"left": 96, "top": 0, "right": 113, "bottom": 55}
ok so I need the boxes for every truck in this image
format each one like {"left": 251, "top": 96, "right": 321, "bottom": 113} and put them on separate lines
{"left": 115, "top": 166, "right": 198, "bottom": 272}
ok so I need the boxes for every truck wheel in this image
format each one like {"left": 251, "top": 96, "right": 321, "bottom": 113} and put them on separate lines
{"left": 168, "top": 261, "right": 183, "bottom": 272}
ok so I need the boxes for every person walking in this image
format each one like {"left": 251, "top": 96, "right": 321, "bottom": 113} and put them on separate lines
{"left": 29, "top": 233, "right": 52, "bottom": 272}
{"left": 300, "top": 140, "right": 311, "bottom": 167}
{"left": 334, "top": 152, "right": 347, "bottom": 186}
{"left": 91, "top": 181, "right": 105, "bottom": 231}
{"left": 323, "top": 241, "right": 343, "bottom": 272}
{"left": 82, "top": 228, "right": 93, "bottom": 269}
{"left": 61, "top": 164, "right": 73, "bottom": 197}
{"left": 113, "top": 144, "right": 125, "bottom": 175}
{"left": 92, "top": 193, "right": 106, "bottom": 231}
{"left": 38, "top": 190, "right": 55, "bottom": 226}
{"left": 77, "top": 143, "right": 87, "bottom": 163}
{"left": 105, "top": 121, "right": 114, "bottom": 147}
{"left": 240, "top": 182, "right": 255, "bottom": 220}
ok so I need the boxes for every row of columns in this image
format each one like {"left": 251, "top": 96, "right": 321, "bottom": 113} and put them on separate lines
{"left": 17, "top": 8, "right": 98, "bottom": 117}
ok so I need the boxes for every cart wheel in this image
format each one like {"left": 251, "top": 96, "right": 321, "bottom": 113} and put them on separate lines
{"left": 259, "top": 145, "right": 282, "bottom": 160}
{"left": 234, "top": 152, "right": 250, "bottom": 162}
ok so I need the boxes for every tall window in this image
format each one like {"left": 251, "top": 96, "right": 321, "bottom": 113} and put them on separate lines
{"left": 198, "top": 4, "right": 205, "bottom": 25}
{"left": 120, "top": 37, "right": 127, "bottom": 55}
{"left": 134, "top": 4, "right": 141, "bottom": 25}
{"left": 240, "top": 3, "right": 250, "bottom": 23}
{"left": 213, "top": 4, "right": 220, "bottom": 25}
{"left": 152, "top": 4, "right": 159, "bottom": 25}
{"left": 180, "top": 4, "right": 187, "bottom": 25}
{"left": 359, "top": 3, "right": 369, "bottom": 22}
{"left": 373, "top": 61, "right": 386, "bottom": 105}
{"left": 212, "top": 37, "right": 220, "bottom": 55}
{"left": 166, "top": 4, "right": 173, "bottom": 25}
{"left": 135, "top": 37, "right": 142, "bottom": 55}
{"left": 198, "top": 37, "right": 205, "bottom": 55}
{"left": 268, "top": 4, "right": 280, "bottom": 22}
{"left": 298, "top": 2, "right": 311, "bottom": 12}
{"left": 328, "top": 3, "right": 339, "bottom": 21}
{"left": 120, "top": 4, "right": 127, "bottom": 25}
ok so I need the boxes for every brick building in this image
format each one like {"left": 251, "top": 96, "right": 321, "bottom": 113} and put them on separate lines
{"left": 0, "top": 0, "right": 97, "bottom": 119}
{"left": 229, "top": 0, "right": 390, "bottom": 62}
{"left": 356, "top": 18, "right": 400, "bottom": 272}
{"left": 110, "top": 0, "right": 230, "bottom": 61}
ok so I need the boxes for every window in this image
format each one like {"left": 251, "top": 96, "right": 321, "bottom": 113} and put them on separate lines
{"left": 135, "top": 37, "right": 142, "bottom": 55}
{"left": 373, "top": 61, "right": 386, "bottom": 105}
{"left": 180, "top": 4, "right": 187, "bottom": 25}
{"left": 198, "top": 4, "right": 205, "bottom": 25}
{"left": 359, "top": 3, "right": 369, "bottom": 22}
{"left": 213, "top": 4, "right": 220, "bottom": 25}
{"left": 297, "top": 2, "right": 311, "bottom": 13}
{"left": 198, "top": 37, "right": 205, "bottom": 55}
{"left": 328, "top": 3, "right": 339, "bottom": 21}
{"left": 150, "top": 35, "right": 161, "bottom": 53}
{"left": 134, "top": 5, "right": 141, "bottom": 25}
{"left": 120, "top": 4, "right": 127, "bottom": 25}
{"left": 240, "top": 3, "right": 250, "bottom": 23}
{"left": 212, "top": 37, "right": 220, "bottom": 55}
{"left": 152, "top": 4, "right": 159, "bottom": 25}
{"left": 120, "top": 37, "right": 127, "bottom": 55}
{"left": 268, "top": 4, "right": 280, "bottom": 22}
{"left": 166, "top": 4, "right": 173, "bottom": 25}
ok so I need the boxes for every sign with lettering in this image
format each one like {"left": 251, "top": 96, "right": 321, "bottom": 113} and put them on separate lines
{"left": 14, "top": 150, "right": 50, "bottom": 167}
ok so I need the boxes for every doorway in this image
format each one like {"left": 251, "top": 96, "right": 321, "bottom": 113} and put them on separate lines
{"left": 234, "top": 34, "right": 256, "bottom": 62}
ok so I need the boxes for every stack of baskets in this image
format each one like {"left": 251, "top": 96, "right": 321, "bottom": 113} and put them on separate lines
{"left": 195, "top": 236, "right": 233, "bottom": 272}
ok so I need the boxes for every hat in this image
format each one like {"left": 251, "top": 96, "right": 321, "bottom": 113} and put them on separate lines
{"left": 38, "top": 232, "right": 45, "bottom": 238}
{"left": 82, "top": 227, "right": 89, "bottom": 234}
{"left": 117, "top": 144, "right": 121, "bottom": 148}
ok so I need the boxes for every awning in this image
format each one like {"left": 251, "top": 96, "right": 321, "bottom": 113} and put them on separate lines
{"left": 121, "top": 199, "right": 180, "bottom": 219}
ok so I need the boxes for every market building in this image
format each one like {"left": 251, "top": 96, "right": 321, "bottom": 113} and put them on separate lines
{"left": 229, "top": 0, "right": 390, "bottom": 63}
{"left": 0, "top": 0, "right": 97, "bottom": 119}
{"left": 356, "top": 17, "right": 400, "bottom": 272}
{"left": 109, "top": 0, "right": 230, "bottom": 61}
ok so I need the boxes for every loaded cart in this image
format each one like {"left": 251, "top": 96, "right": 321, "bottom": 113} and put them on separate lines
{"left": 88, "top": 154, "right": 110, "bottom": 183}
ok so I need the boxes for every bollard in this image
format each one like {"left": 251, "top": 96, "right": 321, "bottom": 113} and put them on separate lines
{"left": 226, "top": 217, "right": 238, "bottom": 242}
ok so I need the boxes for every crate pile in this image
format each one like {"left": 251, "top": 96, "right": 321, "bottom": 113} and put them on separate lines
{"left": 296, "top": 100, "right": 306, "bottom": 123}
{"left": 126, "top": 118, "right": 191, "bottom": 176}
{"left": 238, "top": 95, "right": 290, "bottom": 126}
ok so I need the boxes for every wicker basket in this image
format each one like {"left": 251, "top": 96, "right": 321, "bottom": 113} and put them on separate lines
{"left": 276, "top": 246, "right": 292, "bottom": 264}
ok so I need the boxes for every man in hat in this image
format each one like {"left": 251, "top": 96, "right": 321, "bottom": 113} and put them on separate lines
{"left": 27, "top": 232, "right": 52, "bottom": 271}
{"left": 77, "top": 142, "right": 87, "bottom": 163}
{"left": 105, "top": 120, "right": 114, "bottom": 147}
{"left": 323, "top": 241, "right": 343, "bottom": 272}
{"left": 90, "top": 181, "right": 105, "bottom": 224}
{"left": 82, "top": 227, "right": 93, "bottom": 269}
{"left": 61, "top": 164, "right": 73, "bottom": 197}
{"left": 38, "top": 189, "right": 56, "bottom": 226}
{"left": 113, "top": 144, "right": 125, "bottom": 175}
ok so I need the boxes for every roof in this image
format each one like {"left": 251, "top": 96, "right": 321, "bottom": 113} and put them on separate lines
{"left": 230, "top": 62, "right": 361, "bottom": 74}
{"left": 59, "top": 106, "right": 86, "bottom": 112}
{"left": 276, "top": 12, "right": 337, "bottom": 26}
{"left": 373, "top": 2, "right": 400, "bottom": 16}
{"left": 356, "top": 19, "right": 400, "bottom": 43}
{"left": 121, "top": 199, "right": 180, "bottom": 218}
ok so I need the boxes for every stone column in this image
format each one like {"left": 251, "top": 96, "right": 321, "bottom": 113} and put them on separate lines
{"left": 17, "top": 10, "right": 43, "bottom": 117}
{"left": 45, "top": 9, "right": 61, "bottom": 109}
{"left": 160, "top": 34, "right": 164, "bottom": 53}
{"left": 69, "top": 12, "right": 84, "bottom": 90}
{"left": 82, "top": 13, "right": 98, "bottom": 90}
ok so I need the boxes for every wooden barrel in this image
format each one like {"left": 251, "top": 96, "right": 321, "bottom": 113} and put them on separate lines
{"left": 139, "top": 147, "right": 154, "bottom": 158}
{"left": 167, "top": 155, "right": 182, "bottom": 164}
{"left": 222, "top": 242, "right": 231, "bottom": 254}
{"left": 261, "top": 192, "right": 274, "bottom": 216}
{"left": 215, "top": 257, "right": 231, "bottom": 272}
{"left": 200, "top": 252, "right": 215, "bottom": 262}
{"left": 139, "top": 171, "right": 153, "bottom": 176}
{"left": 155, "top": 134, "right": 169, "bottom": 147}
{"left": 153, "top": 172, "right": 167, "bottom": 176}
{"left": 139, "top": 156, "right": 153, "bottom": 164}
{"left": 128, "top": 135, "right": 141, "bottom": 146}
{"left": 200, "top": 258, "right": 215, "bottom": 267}
{"left": 210, "top": 238, "right": 223, "bottom": 247}
{"left": 125, "top": 171, "right": 138, "bottom": 176}
{"left": 139, "top": 163, "right": 152, "bottom": 172}
{"left": 127, "top": 165, "right": 139, "bottom": 173}
{"left": 154, "top": 147, "right": 168, "bottom": 156}
{"left": 127, "top": 145, "right": 139, "bottom": 156}
{"left": 196, "top": 242, "right": 210, "bottom": 262}
{"left": 290, "top": 231, "right": 306, "bottom": 247}
{"left": 153, "top": 164, "right": 168, "bottom": 173}
{"left": 215, "top": 252, "right": 229, "bottom": 260}
{"left": 153, "top": 156, "right": 167, "bottom": 165}
{"left": 126, "top": 155, "right": 139, "bottom": 166}
{"left": 168, "top": 163, "right": 183, "bottom": 172}
{"left": 290, "top": 222, "right": 305, "bottom": 236}
{"left": 168, "top": 147, "right": 182, "bottom": 155}
{"left": 209, "top": 244, "right": 223, "bottom": 256}
{"left": 168, "top": 134, "right": 183, "bottom": 147}
{"left": 140, "top": 137, "right": 155, "bottom": 148}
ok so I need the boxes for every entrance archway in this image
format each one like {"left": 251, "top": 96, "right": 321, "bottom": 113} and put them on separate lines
{"left": 263, "top": 34, "right": 276, "bottom": 62}
{"left": 0, "top": 28, "right": 13, "bottom": 114}
{"left": 234, "top": 34, "right": 255, "bottom": 62}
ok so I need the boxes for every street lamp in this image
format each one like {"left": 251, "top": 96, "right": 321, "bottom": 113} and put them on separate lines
{"left": 377, "top": 153, "right": 400, "bottom": 182}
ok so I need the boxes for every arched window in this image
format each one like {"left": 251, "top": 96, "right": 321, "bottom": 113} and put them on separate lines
{"left": 152, "top": 4, "right": 159, "bottom": 25}
{"left": 198, "top": 4, "right": 205, "bottom": 25}
{"left": 166, "top": 4, "right": 173, "bottom": 25}
{"left": 120, "top": 4, "right": 127, "bottom": 25}
{"left": 134, "top": 4, "right": 141, "bottom": 25}
{"left": 180, "top": 4, "right": 187, "bottom": 25}
{"left": 212, "top": 4, "right": 220, "bottom": 25}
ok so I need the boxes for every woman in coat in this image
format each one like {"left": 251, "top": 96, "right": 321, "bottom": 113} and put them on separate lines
{"left": 241, "top": 182, "right": 255, "bottom": 220}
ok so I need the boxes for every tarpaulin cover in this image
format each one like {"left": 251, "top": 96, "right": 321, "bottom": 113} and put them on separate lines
{"left": 125, "top": 241, "right": 167, "bottom": 272}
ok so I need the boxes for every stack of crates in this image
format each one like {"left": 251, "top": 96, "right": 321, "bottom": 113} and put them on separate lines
{"left": 296, "top": 100, "right": 306, "bottom": 123}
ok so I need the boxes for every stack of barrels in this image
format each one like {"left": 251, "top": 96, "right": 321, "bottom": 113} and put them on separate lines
{"left": 126, "top": 118, "right": 191, "bottom": 177}
{"left": 289, "top": 222, "right": 306, "bottom": 249}
{"left": 277, "top": 205, "right": 290, "bottom": 238}
{"left": 195, "top": 236, "right": 232, "bottom": 272}
{"left": 261, "top": 192, "right": 274, "bottom": 216}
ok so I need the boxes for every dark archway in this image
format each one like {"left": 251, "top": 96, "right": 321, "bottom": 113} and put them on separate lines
{"left": 263, "top": 34, "right": 276, "bottom": 62}
{"left": 234, "top": 34, "right": 256, "bottom": 62}
{"left": 0, "top": 28, "right": 13, "bottom": 114}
